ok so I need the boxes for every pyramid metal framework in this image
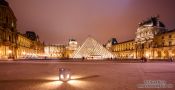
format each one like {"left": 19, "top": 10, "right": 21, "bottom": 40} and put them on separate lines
{"left": 72, "top": 37, "right": 115, "bottom": 59}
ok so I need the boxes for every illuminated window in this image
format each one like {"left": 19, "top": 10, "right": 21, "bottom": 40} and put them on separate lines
{"left": 11, "top": 21, "right": 14, "bottom": 27}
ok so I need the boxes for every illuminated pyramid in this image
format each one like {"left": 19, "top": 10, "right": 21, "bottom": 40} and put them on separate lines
{"left": 72, "top": 37, "right": 115, "bottom": 59}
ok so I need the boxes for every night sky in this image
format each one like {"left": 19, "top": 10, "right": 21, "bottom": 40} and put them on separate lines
{"left": 6, "top": 0, "right": 175, "bottom": 44}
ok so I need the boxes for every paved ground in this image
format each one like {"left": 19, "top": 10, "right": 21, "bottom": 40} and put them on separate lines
{"left": 0, "top": 60, "right": 175, "bottom": 90}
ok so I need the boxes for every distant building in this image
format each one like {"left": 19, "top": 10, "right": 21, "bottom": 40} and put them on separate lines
{"left": 112, "top": 16, "right": 175, "bottom": 59}
{"left": 112, "top": 40, "right": 135, "bottom": 59}
{"left": 67, "top": 39, "right": 78, "bottom": 51}
{"left": 17, "top": 32, "right": 44, "bottom": 59}
{"left": 17, "top": 33, "right": 34, "bottom": 59}
{"left": 44, "top": 39, "right": 78, "bottom": 59}
{"left": 105, "top": 38, "right": 118, "bottom": 50}
{"left": 44, "top": 44, "right": 66, "bottom": 59}
{"left": 65, "top": 39, "right": 78, "bottom": 58}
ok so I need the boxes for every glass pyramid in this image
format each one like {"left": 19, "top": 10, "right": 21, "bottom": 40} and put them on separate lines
{"left": 72, "top": 37, "right": 115, "bottom": 59}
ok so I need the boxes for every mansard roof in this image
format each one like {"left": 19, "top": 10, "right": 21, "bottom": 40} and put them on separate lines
{"left": 117, "top": 39, "right": 134, "bottom": 44}
{"left": 0, "top": 0, "right": 9, "bottom": 6}
{"left": 139, "top": 16, "right": 165, "bottom": 28}
{"left": 164, "top": 29, "right": 175, "bottom": 34}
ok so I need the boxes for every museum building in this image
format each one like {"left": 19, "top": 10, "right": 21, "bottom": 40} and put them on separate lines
{"left": 0, "top": 0, "right": 44, "bottom": 59}
{"left": 111, "top": 16, "right": 175, "bottom": 59}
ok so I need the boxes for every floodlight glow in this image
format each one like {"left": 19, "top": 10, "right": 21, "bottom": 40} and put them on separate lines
{"left": 8, "top": 50, "right": 12, "bottom": 54}
{"left": 59, "top": 68, "right": 71, "bottom": 82}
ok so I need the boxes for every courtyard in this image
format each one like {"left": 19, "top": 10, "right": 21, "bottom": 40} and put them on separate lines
{"left": 0, "top": 60, "right": 175, "bottom": 90}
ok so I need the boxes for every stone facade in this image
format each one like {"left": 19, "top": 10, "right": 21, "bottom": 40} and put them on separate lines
{"left": 44, "top": 44, "right": 66, "bottom": 59}
{"left": 112, "top": 16, "right": 175, "bottom": 59}
{"left": 0, "top": 0, "right": 17, "bottom": 59}
{"left": 0, "top": 0, "right": 44, "bottom": 60}
{"left": 17, "top": 32, "right": 44, "bottom": 59}
{"left": 44, "top": 39, "right": 78, "bottom": 59}
{"left": 112, "top": 40, "right": 135, "bottom": 59}
{"left": 65, "top": 39, "right": 78, "bottom": 58}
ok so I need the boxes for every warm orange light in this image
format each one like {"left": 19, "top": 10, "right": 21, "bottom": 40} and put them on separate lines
{"left": 67, "top": 79, "right": 89, "bottom": 88}
{"left": 67, "top": 75, "right": 90, "bottom": 88}
{"left": 145, "top": 52, "right": 149, "bottom": 57}
{"left": 41, "top": 80, "right": 63, "bottom": 89}
{"left": 43, "top": 75, "right": 90, "bottom": 89}
{"left": 22, "top": 52, "right": 26, "bottom": 55}
{"left": 8, "top": 50, "right": 12, "bottom": 54}
{"left": 41, "top": 76, "right": 63, "bottom": 89}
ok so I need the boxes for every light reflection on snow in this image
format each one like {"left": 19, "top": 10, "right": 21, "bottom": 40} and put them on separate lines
{"left": 41, "top": 75, "right": 90, "bottom": 89}
{"left": 67, "top": 75, "right": 90, "bottom": 88}
{"left": 46, "top": 80, "right": 63, "bottom": 87}
{"left": 45, "top": 76, "right": 59, "bottom": 81}
{"left": 41, "top": 80, "right": 63, "bottom": 89}
{"left": 68, "top": 79, "right": 88, "bottom": 88}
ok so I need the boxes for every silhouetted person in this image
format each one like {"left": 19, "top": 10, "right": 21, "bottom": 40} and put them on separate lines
{"left": 170, "top": 57, "right": 173, "bottom": 62}
{"left": 143, "top": 57, "right": 147, "bottom": 62}
{"left": 82, "top": 57, "right": 85, "bottom": 61}
{"left": 141, "top": 57, "right": 147, "bottom": 63}
{"left": 45, "top": 56, "right": 47, "bottom": 60}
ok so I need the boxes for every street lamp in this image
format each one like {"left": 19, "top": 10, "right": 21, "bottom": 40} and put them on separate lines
{"left": 8, "top": 50, "right": 12, "bottom": 54}
{"left": 7, "top": 50, "right": 13, "bottom": 59}
{"left": 59, "top": 68, "right": 71, "bottom": 82}
{"left": 22, "top": 52, "right": 26, "bottom": 59}
{"left": 145, "top": 52, "right": 150, "bottom": 58}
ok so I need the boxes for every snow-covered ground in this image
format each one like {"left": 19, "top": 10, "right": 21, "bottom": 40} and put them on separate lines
{"left": 0, "top": 60, "right": 174, "bottom": 90}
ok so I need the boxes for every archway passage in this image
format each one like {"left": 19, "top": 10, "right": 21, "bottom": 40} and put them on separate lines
{"left": 157, "top": 51, "right": 161, "bottom": 58}
{"left": 164, "top": 50, "right": 169, "bottom": 59}
{"left": 172, "top": 49, "right": 175, "bottom": 57}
